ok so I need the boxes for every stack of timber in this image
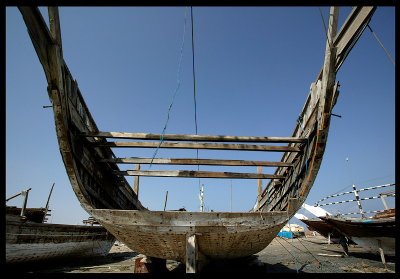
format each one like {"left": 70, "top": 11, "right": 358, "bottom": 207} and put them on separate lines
{"left": 17, "top": 6, "right": 376, "bottom": 272}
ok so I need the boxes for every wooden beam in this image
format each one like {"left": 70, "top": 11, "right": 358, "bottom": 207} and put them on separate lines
{"left": 93, "top": 141, "right": 300, "bottom": 152}
{"left": 333, "top": 6, "right": 376, "bottom": 72}
{"left": 115, "top": 170, "right": 285, "bottom": 179}
{"left": 100, "top": 157, "right": 293, "bottom": 167}
{"left": 18, "top": 7, "right": 54, "bottom": 83}
{"left": 81, "top": 132, "right": 307, "bottom": 143}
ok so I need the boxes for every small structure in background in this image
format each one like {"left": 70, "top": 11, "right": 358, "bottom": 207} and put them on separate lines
{"left": 278, "top": 224, "right": 305, "bottom": 239}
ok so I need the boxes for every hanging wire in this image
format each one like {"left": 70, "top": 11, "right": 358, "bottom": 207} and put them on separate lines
{"left": 286, "top": 211, "right": 299, "bottom": 273}
{"left": 367, "top": 24, "right": 395, "bottom": 67}
{"left": 318, "top": 7, "right": 332, "bottom": 47}
{"left": 190, "top": 6, "right": 202, "bottom": 194}
{"left": 150, "top": 7, "right": 189, "bottom": 167}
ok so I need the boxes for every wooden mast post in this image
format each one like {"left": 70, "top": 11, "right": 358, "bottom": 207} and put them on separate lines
{"left": 257, "top": 166, "right": 263, "bottom": 202}
{"left": 133, "top": 164, "right": 140, "bottom": 198}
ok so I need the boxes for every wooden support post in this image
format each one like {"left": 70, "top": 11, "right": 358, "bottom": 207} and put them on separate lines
{"left": 43, "top": 183, "right": 55, "bottom": 223}
{"left": 377, "top": 240, "right": 387, "bottom": 268}
{"left": 20, "top": 188, "right": 31, "bottom": 217}
{"left": 163, "top": 191, "right": 168, "bottom": 211}
{"left": 133, "top": 164, "right": 140, "bottom": 198}
{"left": 257, "top": 166, "right": 263, "bottom": 202}
{"left": 380, "top": 195, "right": 389, "bottom": 210}
{"left": 186, "top": 234, "right": 197, "bottom": 273}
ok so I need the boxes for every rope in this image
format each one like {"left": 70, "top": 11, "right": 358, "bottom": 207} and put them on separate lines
{"left": 287, "top": 115, "right": 310, "bottom": 200}
{"left": 150, "top": 7, "right": 189, "bottom": 167}
{"left": 318, "top": 7, "right": 332, "bottom": 47}
{"left": 300, "top": 113, "right": 325, "bottom": 199}
{"left": 286, "top": 210, "right": 299, "bottom": 273}
{"left": 190, "top": 6, "right": 202, "bottom": 194}
{"left": 295, "top": 237, "right": 320, "bottom": 263}
{"left": 367, "top": 24, "right": 395, "bottom": 67}
{"left": 275, "top": 237, "right": 302, "bottom": 262}
{"left": 191, "top": 6, "right": 198, "bottom": 138}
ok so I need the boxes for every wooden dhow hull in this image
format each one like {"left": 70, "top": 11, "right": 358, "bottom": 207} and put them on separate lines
{"left": 320, "top": 215, "right": 395, "bottom": 256}
{"left": 88, "top": 209, "right": 289, "bottom": 263}
{"left": 17, "top": 6, "right": 376, "bottom": 270}
{"left": 6, "top": 216, "right": 115, "bottom": 264}
{"left": 298, "top": 218, "right": 341, "bottom": 242}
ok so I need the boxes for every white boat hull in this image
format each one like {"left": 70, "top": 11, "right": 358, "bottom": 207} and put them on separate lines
{"left": 351, "top": 237, "right": 395, "bottom": 256}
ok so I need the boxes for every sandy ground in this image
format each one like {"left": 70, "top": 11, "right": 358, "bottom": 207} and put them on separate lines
{"left": 9, "top": 235, "right": 395, "bottom": 273}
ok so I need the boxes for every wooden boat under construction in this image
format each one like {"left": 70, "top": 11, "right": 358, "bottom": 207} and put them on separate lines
{"left": 6, "top": 188, "right": 116, "bottom": 264}
{"left": 17, "top": 6, "right": 376, "bottom": 271}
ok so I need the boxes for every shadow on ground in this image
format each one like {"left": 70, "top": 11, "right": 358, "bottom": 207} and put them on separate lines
{"left": 6, "top": 251, "right": 139, "bottom": 273}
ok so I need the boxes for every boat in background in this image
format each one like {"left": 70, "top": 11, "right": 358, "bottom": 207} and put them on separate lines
{"left": 315, "top": 183, "right": 395, "bottom": 258}
{"left": 320, "top": 214, "right": 395, "bottom": 256}
{"left": 6, "top": 186, "right": 116, "bottom": 264}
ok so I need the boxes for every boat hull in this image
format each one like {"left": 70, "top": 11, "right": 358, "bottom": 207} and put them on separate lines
{"left": 320, "top": 216, "right": 395, "bottom": 256}
{"left": 351, "top": 237, "right": 394, "bottom": 256}
{"left": 6, "top": 217, "right": 116, "bottom": 264}
{"left": 88, "top": 209, "right": 288, "bottom": 262}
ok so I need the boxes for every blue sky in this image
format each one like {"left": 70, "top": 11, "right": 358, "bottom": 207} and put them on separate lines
{"left": 6, "top": 6, "right": 395, "bottom": 225}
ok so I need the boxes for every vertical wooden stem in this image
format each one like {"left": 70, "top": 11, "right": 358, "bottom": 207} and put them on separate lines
{"left": 163, "top": 191, "right": 168, "bottom": 211}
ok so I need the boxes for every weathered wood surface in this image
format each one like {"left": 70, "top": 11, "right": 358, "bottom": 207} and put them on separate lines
{"left": 6, "top": 217, "right": 115, "bottom": 264}
{"left": 133, "top": 164, "right": 140, "bottom": 197}
{"left": 333, "top": 6, "right": 376, "bottom": 72}
{"left": 94, "top": 141, "right": 301, "bottom": 152}
{"left": 186, "top": 234, "right": 197, "bottom": 273}
{"left": 82, "top": 132, "right": 308, "bottom": 143}
{"left": 18, "top": 7, "right": 144, "bottom": 212}
{"left": 255, "top": 7, "right": 343, "bottom": 213}
{"left": 116, "top": 170, "right": 285, "bottom": 179}
{"left": 88, "top": 209, "right": 289, "bottom": 263}
{"left": 100, "top": 157, "right": 293, "bottom": 167}
{"left": 258, "top": 166, "right": 263, "bottom": 201}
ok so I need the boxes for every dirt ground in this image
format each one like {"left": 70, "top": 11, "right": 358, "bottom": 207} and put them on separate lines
{"left": 9, "top": 235, "right": 395, "bottom": 273}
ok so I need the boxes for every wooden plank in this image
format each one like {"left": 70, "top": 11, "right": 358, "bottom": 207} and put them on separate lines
{"left": 333, "top": 7, "right": 376, "bottom": 72}
{"left": 18, "top": 7, "right": 53, "bottom": 83}
{"left": 99, "top": 157, "right": 293, "bottom": 167}
{"left": 115, "top": 170, "right": 285, "bottom": 179}
{"left": 81, "top": 132, "right": 307, "bottom": 143}
{"left": 94, "top": 141, "right": 300, "bottom": 152}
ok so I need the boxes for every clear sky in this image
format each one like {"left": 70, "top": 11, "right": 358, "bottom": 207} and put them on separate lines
{"left": 6, "top": 6, "right": 395, "bottom": 226}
